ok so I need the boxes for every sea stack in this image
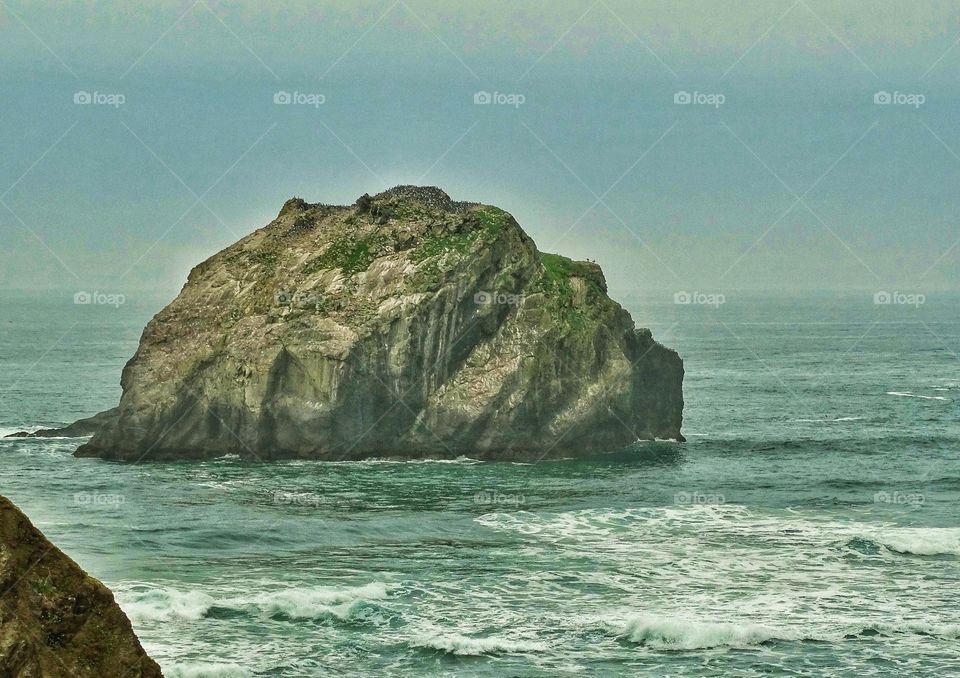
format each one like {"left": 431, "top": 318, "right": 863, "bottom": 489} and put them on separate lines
{"left": 75, "top": 186, "right": 683, "bottom": 461}
{"left": 0, "top": 496, "right": 162, "bottom": 676}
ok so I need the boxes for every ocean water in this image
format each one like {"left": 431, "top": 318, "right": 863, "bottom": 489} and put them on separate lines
{"left": 1, "top": 290, "right": 958, "bottom": 676}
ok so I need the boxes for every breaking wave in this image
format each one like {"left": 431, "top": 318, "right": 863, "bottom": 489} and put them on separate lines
{"left": 119, "top": 582, "right": 392, "bottom": 623}
{"left": 848, "top": 529, "right": 960, "bottom": 556}
{"left": 166, "top": 663, "right": 251, "bottom": 678}
{"left": 121, "top": 588, "right": 214, "bottom": 622}
{"left": 615, "top": 614, "right": 960, "bottom": 651}
{"left": 617, "top": 615, "right": 783, "bottom": 650}
{"left": 411, "top": 630, "right": 546, "bottom": 655}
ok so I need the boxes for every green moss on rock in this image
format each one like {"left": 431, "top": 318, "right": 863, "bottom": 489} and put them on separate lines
{"left": 471, "top": 206, "right": 510, "bottom": 234}
{"left": 303, "top": 234, "right": 385, "bottom": 275}
{"left": 411, "top": 231, "right": 477, "bottom": 263}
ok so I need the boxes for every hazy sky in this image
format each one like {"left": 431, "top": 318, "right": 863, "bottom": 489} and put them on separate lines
{"left": 2, "top": 0, "right": 960, "bottom": 294}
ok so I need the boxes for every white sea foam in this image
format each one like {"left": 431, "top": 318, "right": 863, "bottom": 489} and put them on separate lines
{"left": 886, "top": 391, "right": 949, "bottom": 401}
{"left": 122, "top": 588, "right": 215, "bottom": 622}
{"left": 930, "top": 381, "right": 958, "bottom": 391}
{"left": 795, "top": 416, "right": 864, "bottom": 423}
{"left": 615, "top": 615, "right": 960, "bottom": 650}
{"left": 900, "top": 621, "right": 960, "bottom": 637}
{"left": 119, "top": 582, "right": 391, "bottom": 622}
{"left": 167, "top": 663, "right": 251, "bottom": 678}
{"left": 618, "top": 615, "right": 783, "bottom": 649}
{"left": 867, "top": 528, "right": 960, "bottom": 556}
{"left": 409, "top": 456, "right": 482, "bottom": 464}
{"left": 861, "top": 621, "right": 960, "bottom": 638}
{"left": 321, "top": 455, "right": 482, "bottom": 465}
{"left": 483, "top": 507, "right": 960, "bottom": 559}
{"left": 249, "top": 582, "right": 391, "bottom": 619}
{"left": 412, "top": 631, "right": 546, "bottom": 655}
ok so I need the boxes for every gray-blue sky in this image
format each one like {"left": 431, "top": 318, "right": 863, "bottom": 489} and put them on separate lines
{"left": 2, "top": 0, "right": 959, "bottom": 295}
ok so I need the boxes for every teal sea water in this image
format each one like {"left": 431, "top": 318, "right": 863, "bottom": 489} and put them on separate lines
{"left": 1, "top": 291, "right": 958, "bottom": 676}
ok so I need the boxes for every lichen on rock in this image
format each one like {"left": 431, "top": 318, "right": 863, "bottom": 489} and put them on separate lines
{"left": 75, "top": 186, "right": 684, "bottom": 461}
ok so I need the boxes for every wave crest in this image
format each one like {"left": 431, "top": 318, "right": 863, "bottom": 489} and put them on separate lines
{"left": 618, "top": 615, "right": 782, "bottom": 650}
{"left": 412, "top": 631, "right": 546, "bottom": 655}
{"left": 121, "top": 588, "right": 214, "bottom": 622}
{"left": 119, "top": 582, "right": 391, "bottom": 623}
{"left": 250, "top": 582, "right": 390, "bottom": 620}
{"left": 849, "top": 529, "right": 960, "bottom": 556}
{"left": 167, "top": 663, "right": 251, "bottom": 678}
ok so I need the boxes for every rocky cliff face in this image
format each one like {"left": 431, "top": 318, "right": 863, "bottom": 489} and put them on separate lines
{"left": 76, "top": 186, "right": 683, "bottom": 461}
{"left": 0, "top": 496, "right": 162, "bottom": 677}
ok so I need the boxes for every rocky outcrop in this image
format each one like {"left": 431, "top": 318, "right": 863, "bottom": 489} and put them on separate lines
{"left": 0, "top": 496, "right": 162, "bottom": 677}
{"left": 75, "top": 186, "right": 683, "bottom": 461}
{"left": 4, "top": 409, "right": 118, "bottom": 439}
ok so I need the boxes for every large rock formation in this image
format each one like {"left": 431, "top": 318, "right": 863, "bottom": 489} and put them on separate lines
{"left": 76, "top": 186, "right": 683, "bottom": 461}
{"left": 0, "top": 496, "right": 162, "bottom": 677}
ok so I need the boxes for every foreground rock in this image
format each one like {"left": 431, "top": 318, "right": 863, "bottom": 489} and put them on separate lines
{"left": 0, "top": 496, "right": 162, "bottom": 677}
{"left": 76, "top": 186, "right": 683, "bottom": 461}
